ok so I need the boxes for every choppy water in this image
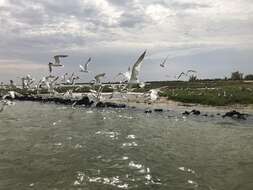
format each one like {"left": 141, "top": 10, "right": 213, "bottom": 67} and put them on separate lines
{"left": 0, "top": 101, "right": 253, "bottom": 190}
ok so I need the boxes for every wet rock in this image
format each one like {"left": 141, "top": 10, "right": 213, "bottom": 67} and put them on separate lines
{"left": 222, "top": 110, "right": 247, "bottom": 120}
{"left": 96, "top": 102, "right": 127, "bottom": 108}
{"left": 145, "top": 109, "right": 152, "bottom": 114}
{"left": 182, "top": 111, "right": 190, "bottom": 116}
{"left": 104, "top": 102, "right": 126, "bottom": 108}
{"left": 96, "top": 102, "right": 105, "bottom": 108}
{"left": 154, "top": 108, "right": 163, "bottom": 112}
{"left": 191, "top": 109, "right": 201, "bottom": 115}
{"left": 75, "top": 96, "right": 93, "bottom": 106}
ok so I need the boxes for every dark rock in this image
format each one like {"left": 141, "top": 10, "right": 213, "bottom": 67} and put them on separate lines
{"left": 202, "top": 114, "right": 208, "bottom": 117}
{"left": 154, "top": 108, "right": 163, "bottom": 112}
{"left": 191, "top": 109, "right": 201, "bottom": 115}
{"left": 96, "top": 102, "right": 126, "bottom": 108}
{"left": 76, "top": 96, "right": 93, "bottom": 106}
{"left": 96, "top": 102, "right": 105, "bottom": 108}
{"left": 104, "top": 102, "right": 126, "bottom": 108}
{"left": 182, "top": 111, "right": 190, "bottom": 115}
{"left": 222, "top": 110, "right": 247, "bottom": 120}
{"left": 145, "top": 109, "right": 152, "bottom": 114}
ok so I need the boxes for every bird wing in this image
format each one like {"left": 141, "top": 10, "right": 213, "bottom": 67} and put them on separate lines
{"left": 177, "top": 72, "right": 185, "bottom": 79}
{"left": 84, "top": 57, "right": 91, "bottom": 71}
{"left": 54, "top": 55, "right": 68, "bottom": 64}
{"left": 129, "top": 50, "right": 146, "bottom": 83}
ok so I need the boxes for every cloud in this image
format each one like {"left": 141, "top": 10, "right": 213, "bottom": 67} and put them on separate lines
{"left": 0, "top": 0, "right": 253, "bottom": 82}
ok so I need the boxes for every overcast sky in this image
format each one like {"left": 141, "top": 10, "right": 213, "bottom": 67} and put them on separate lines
{"left": 0, "top": 0, "right": 253, "bottom": 83}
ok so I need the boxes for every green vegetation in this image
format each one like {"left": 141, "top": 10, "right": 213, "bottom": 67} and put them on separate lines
{"left": 158, "top": 80, "right": 253, "bottom": 106}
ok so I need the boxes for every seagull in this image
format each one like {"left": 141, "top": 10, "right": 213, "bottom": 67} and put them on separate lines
{"left": 129, "top": 50, "right": 146, "bottom": 84}
{"left": 48, "top": 55, "right": 68, "bottom": 73}
{"left": 80, "top": 57, "right": 91, "bottom": 73}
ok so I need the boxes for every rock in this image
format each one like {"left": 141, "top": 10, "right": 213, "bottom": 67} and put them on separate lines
{"left": 76, "top": 96, "right": 93, "bottom": 106}
{"left": 96, "top": 102, "right": 105, "bottom": 108}
{"left": 154, "top": 108, "right": 163, "bottom": 112}
{"left": 191, "top": 109, "right": 201, "bottom": 115}
{"left": 182, "top": 111, "right": 190, "bottom": 116}
{"left": 96, "top": 102, "right": 127, "bottom": 108}
{"left": 202, "top": 114, "right": 208, "bottom": 117}
{"left": 104, "top": 102, "right": 126, "bottom": 108}
{"left": 145, "top": 109, "right": 152, "bottom": 114}
{"left": 222, "top": 110, "right": 247, "bottom": 120}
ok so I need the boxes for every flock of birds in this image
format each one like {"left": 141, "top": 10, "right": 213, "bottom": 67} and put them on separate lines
{"left": 2, "top": 50, "right": 188, "bottom": 111}
{"left": 0, "top": 50, "right": 199, "bottom": 112}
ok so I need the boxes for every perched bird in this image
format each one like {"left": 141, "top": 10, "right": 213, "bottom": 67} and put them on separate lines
{"left": 80, "top": 57, "right": 91, "bottom": 73}
{"left": 129, "top": 50, "right": 146, "bottom": 84}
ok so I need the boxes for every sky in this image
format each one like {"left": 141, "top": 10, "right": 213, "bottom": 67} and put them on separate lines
{"left": 0, "top": 0, "right": 253, "bottom": 84}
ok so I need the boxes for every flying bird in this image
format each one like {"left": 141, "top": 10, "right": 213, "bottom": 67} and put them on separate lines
{"left": 129, "top": 50, "right": 146, "bottom": 84}
{"left": 177, "top": 72, "right": 187, "bottom": 80}
{"left": 160, "top": 55, "right": 169, "bottom": 68}
{"left": 80, "top": 57, "right": 91, "bottom": 73}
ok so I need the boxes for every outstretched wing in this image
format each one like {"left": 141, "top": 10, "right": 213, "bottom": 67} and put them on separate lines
{"left": 85, "top": 57, "right": 91, "bottom": 71}
{"left": 177, "top": 72, "right": 186, "bottom": 79}
{"left": 54, "top": 55, "right": 68, "bottom": 64}
{"left": 129, "top": 50, "right": 146, "bottom": 83}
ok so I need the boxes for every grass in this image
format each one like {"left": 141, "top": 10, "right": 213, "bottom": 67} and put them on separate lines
{"left": 158, "top": 80, "right": 253, "bottom": 106}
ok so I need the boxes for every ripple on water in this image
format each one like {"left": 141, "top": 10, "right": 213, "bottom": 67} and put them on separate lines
{"left": 95, "top": 131, "right": 119, "bottom": 140}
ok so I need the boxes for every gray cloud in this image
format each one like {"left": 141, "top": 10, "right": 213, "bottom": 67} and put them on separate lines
{"left": 0, "top": 0, "right": 253, "bottom": 82}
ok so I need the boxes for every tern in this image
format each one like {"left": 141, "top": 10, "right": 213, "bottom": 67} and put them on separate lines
{"left": 48, "top": 55, "right": 68, "bottom": 73}
{"left": 80, "top": 57, "right": 91, "bottom": 73}
{"left": 160, "top": 55, "right": 169, "bottom": 68}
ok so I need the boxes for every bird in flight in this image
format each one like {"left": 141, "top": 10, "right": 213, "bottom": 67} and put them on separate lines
{"left": 129, "top": 50, "right": 146, "bottom": 84}
{"left": 80, "top": 57, "right": 92, "bottom": 73}
{"left": 48, "top": 55, "right": 68, "bottom": 73}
